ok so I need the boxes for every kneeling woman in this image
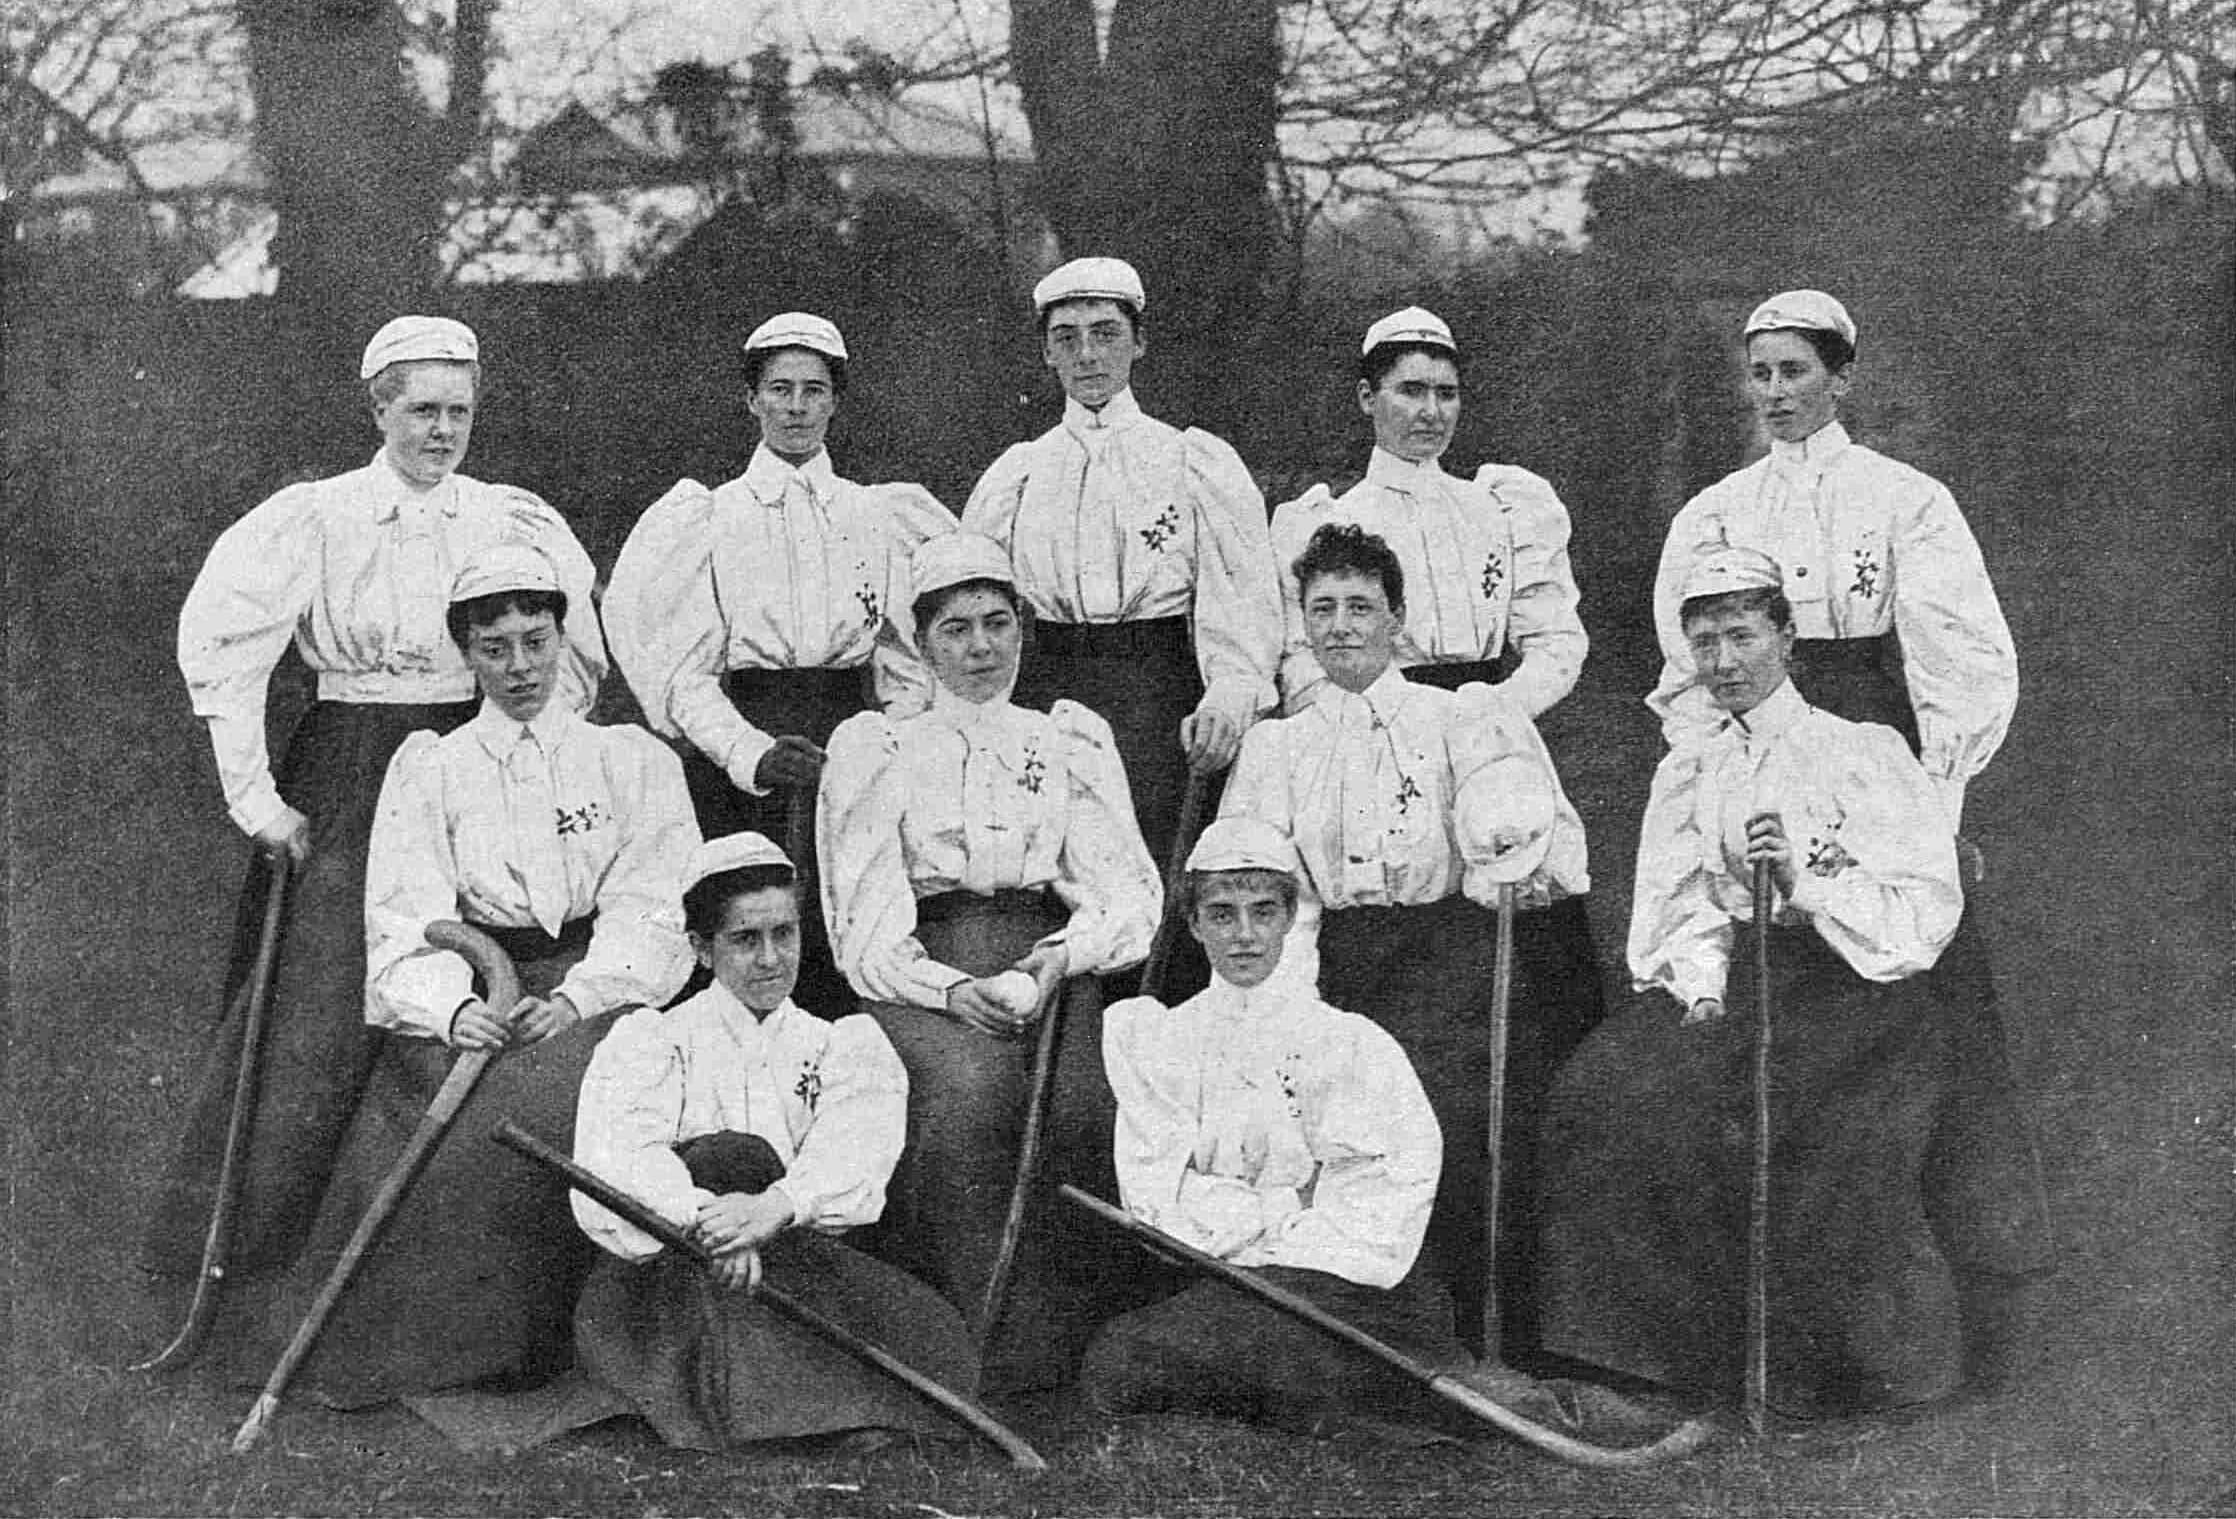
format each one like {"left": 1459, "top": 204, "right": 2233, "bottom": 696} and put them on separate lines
{"left": 1540, "top": 547, "right": 1973, "bottom": 1416}
{"left": 568, "top": 833, "right": 979, "bottom": 1449}
{"left": 818, "top": 531, "right": 1162, "bottom": 1386}
{"left": 236, "top": 542, "right": 698, "bottom": 1404}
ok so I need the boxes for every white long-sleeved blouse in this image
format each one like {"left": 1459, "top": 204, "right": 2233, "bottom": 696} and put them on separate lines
{"left": 1222, "top": 667, "right": 1588, "bottom": 917}
{"left": 363, "top": 701, "right": 698, "bottom": 1038}
{"left": 961, "top": 389, "right": 1282, "bottom": 729}
{"left": 1645, "top": 421, "right": 2017, "bottom": 825}
{"left": 1270, "top": 448, "right": 1587, "bottom": 718}
{"left": 571, "top": 985, "right": 909, "bottom": 1262}
{"left": 602, "top": 445, "right": 957, "bottom": 796}
{"left": 1103, "top": 956, "right": 1441, "bottom": 1289}
{"left": 176, "top": 453, "right": 606, "bottom": 837}
{"left": 1628, "top": 678, "right": 1962, "bottom": 1010}
{"left": 817, "top": 685, "right": 1162, "bottom": 1010}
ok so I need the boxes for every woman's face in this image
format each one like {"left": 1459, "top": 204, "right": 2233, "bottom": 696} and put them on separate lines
{"left": 748, "top": 349, "right": 838, "bottom": 464}
{"left": 1746, "top": 330, "right": 1848, "bottom": 444}
{"left": 373, "top": 362, "right": 475, "bottom": 488}
{"left": 921, "top": 586, "right": 1022, "bottom": 705}
{"left": 462, "top": 606, "right": 563, "bottom": 722}
{"left": 1684, "top": 601, "right": 1794, "bottom": 717}
{"left": 1359, "top": 350, "right": 1461, "bottom": 463}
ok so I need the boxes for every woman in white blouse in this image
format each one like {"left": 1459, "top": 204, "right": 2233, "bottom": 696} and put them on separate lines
{"left": 561, "top": 832, "right": 978, "bottom": 1450}
{"left": 818, "top": 530, "right": 1162, "bottom": 1389}
{"left": 148, "top": 315, "right": 605, "bottom": 1281}
{"left": 228, "top": 542, "right": 697, "bottom": 1407}
{"left": 604, "top": 312, "right": 955, "bottom": 1013}
{"left": 1540, "top": 547, "right": 2036, "bottom": 1416}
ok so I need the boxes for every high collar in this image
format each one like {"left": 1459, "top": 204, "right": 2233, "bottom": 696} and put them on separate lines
{"left": 928, "top": 675, "right": 1025, "bottom": 733}
{"left": 368, "top": 449, "right": 462, "bottom": 522}
{"left": 1315, "top": 661, "right": 1412, "bottom": 726}
{"left": 468, "top": 694, "right": 576, "bottom": 757}
{"left": 740, "top": 442, "right": 838, "bottom": 507}
{"left": 1364, "top": 445, "right": 1450, "bottom": 491}
{"left": 1767, "top": 418, "right": 1851, "bottom": 473}
{"left": 1200, "top": 952, "right": 1314, "bottom": 1021}
{"left": 1717, "top": 676, "right": 1808, "bottom": 745}
{"left": 706, "top": 977, "right": 799, "bottom": 1035}
{"left": 1063, "top": 386, "right": 1144, "bottom": 441}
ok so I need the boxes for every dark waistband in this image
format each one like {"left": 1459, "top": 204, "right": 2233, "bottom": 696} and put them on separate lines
{"left": 304, "top": 697, "right": 479, "bottom": 724}
{"left": 1032, "top": 615, "right": 1191, "bottom": 660}
{"left": 1790, "top": 633, "right": 1900, "bottom": 673}
{"left": 470, "top": 913, "right": 599, "bottom": 963}
{"left": 916, "top": 887, "right": 1060, "bottom": 926}
{"left": 720, "top": 665, "right": 869, "bottom": 699}
{"left": 1319, "top": 895, "right": 1488, "bottom": 928}
{"left": 1400, "top": 649, "right": 1521, "bottom": 691}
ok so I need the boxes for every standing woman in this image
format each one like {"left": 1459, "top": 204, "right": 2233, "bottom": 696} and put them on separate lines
{"left": 1542, "top": 548, "right": 1979, "bottom": 1415}
{"left": 235, "top": 541, "right": 698, "bottom": 1404}
{"left": 1222, "top": 522, "right": 1589, "bottom": 1358}
{"left": 962, "top": 258, "right": 1282, "bottom": 883}
{"left": 148, "top": 317, "right": 605, "bottom": 1279}
{"left": 1645, "top": 291, "right": 2049, "bottom": 1382}
{"left": 818, "top": 531, "right": 1162, "bottom": 1388}
{"left": 604, "top": 312, "right": 955, "bottom": 1013}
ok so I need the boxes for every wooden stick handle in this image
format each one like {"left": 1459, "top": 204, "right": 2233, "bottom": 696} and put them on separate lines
{"left": 229, "top": 921, "right": 517, "bottom": 1452}
{"left": 1745, "top": 859, "right": 1775, "bottom": 1438}
{"left": 491, "top": 1122, "right": 1047, "bottom": 1471}
{"left": 1481, "top": 879, "right": 1515, "bottom": 1362}
{"left": 1139, "top": 768, "right": 1215, "bottom": 1003}
{"left": 975, "top": 972, "right": 1066, "bottom": 1342}
{"left": 1058, "top": 1184, "right": 1714, "bottom": 1469}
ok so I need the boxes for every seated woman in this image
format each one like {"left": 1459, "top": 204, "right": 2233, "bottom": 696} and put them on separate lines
{"left": 818, "top": 531, "right": 1163, "bottom": 1388}
{"left": 565, "top": 832, "right": 980, "bottom": 1450}
{"left": 1538, "top": 547, "right": 1974, "bottom": 1417}
{"left": 232, "top": 541, "right": 698, "bottom": 1405}
{"left": 1221, "top": 521, "right": 1587, "bottom": 1358}
{"left": 1081, "top": 818, "right": 1469, "bottom": 1423}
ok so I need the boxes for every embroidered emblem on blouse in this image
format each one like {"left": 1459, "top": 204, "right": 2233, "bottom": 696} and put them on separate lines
{"left": 794, "top": 1059, "right": 823, "bottom": 1113}
{"left": 1850, "top": 546, "right": 1882, "bottom": 601}
{"left": 1138, "top": 502, "right": 1181, "bottom": 552}
{"left": 554, "top": 800, "right": 610, "bottom": 837}
{"left": 1019, "top": 747, "right": 1048, "bottom": 795}
{"left": 1805, "top": 832, "right": 1856, "bottom": 878}
{"left": 1481, "top": 549, "right": 1505, "bottom": 600}
{"left": 854, "top": 580, "right": 881, "bottom": 629}
{"left": 1393, "top": 772, "right": 1423, "bottom": 815}
{"left": 1276, "top": 1050, "right": 1304, "bottom": 1120}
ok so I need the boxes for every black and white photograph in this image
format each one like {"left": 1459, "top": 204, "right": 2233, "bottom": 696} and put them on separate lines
{"left": 4, "top": 1, "right": 2231, "bottom": 1514}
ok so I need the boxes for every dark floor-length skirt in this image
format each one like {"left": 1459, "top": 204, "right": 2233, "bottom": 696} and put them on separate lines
{"left": 225, "top": 920, "right": 614, "bottom": 1403}
{"left": 1014, "top": 616, "right": 1214, "bottom": 998}
{"left": 574, "top": 1229, "right": 980, "bottom": 1449}
{"left": 1079, "top": 1264, "right": 1468, "bottom": 1419}
{"left": 1539, "top": 924, "right": 1971, "bottom": 1416}
{"left": 1317, "top": 894, "right": 1606, "bottom": 1360}
{"left": 144, "top": 697, "right": 479, "bottom": 1278}
{"left": 862, "top": 888, "right": 1132, "bottom": 1389}
{"left": 1790, "top": 635, "right": 2051, "bottom": 1275}
{"left": 682, "top": 664, "right": 869, "bottom": 1016}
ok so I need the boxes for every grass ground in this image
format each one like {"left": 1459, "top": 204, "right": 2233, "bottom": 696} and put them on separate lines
{"left": 4, "top": 358, "right": 2232, "bottom": 1516}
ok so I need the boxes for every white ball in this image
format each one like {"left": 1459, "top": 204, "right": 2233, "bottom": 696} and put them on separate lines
{"left": 989, "top": 970, "right": 1040, "bottom": 1015}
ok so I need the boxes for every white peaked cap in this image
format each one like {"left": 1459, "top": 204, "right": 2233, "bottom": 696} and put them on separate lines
{"left": 360, "top": 315, "right": 478, "bottom": 379}
{"left": 1680, "top": 546, "right": 1785, "bottom": 601}
{"left": 1186, "top": 817, "right": 1302, "bottom": 878}
{"left": 687, "top": 831, "right": 793, "bottom": 887}
{"left": 1744, "top": 289, "right": 1856, "bottom": 346}
{"left": 1032, "top": 256, "right": 1146, "bottom": 313}
{"left": 449, "top": 540, "right": 559, "bottom": 604}
{"left": 1360, "top": 306, "right": 1457, "bottom": 356}
{"left": 909, "top": 531, "right": 1016, "bottom": 602}
{"left": 744, "top": 311, "right": 848, "bottom": 360}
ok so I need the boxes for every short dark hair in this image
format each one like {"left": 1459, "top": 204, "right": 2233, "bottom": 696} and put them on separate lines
{"left": 744, "top": 344, "right": 848, "bottom": 395}
{"left": 1358, "top": 340, "right": 1460, "bottom": 389}
{"left": 1292, "top": 521, "right": 1405, "bottom": 615}
{"left": 1679, "top": 585, "right": 1795, "bottom": 634}
{"left": 368, "top": 358, "right": 481, "bottom": 407}
{"left": 1749, "top": 326, "right": 1855, "bottom": 373}
{"left": 1179, "top": 866, "right": 1299, "bottom": 922}
{"left": 445, "top": 588, "right": 570, "bottom": 649}
{"left": 1038, "top": 298, "right": 1144, "bottom": 340}
{"left": 684, "top": 864, "right": 801, "bottom": 938}
{"left": 911, "top": 578, "right": 1028, "bottom": 644}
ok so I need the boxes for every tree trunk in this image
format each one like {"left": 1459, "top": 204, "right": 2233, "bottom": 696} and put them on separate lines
{"left": 1011, "top": 0, "right": 1280, "bottom": 431}
{"left": 239, "top": 0, "right": 489, "bottom": 391}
